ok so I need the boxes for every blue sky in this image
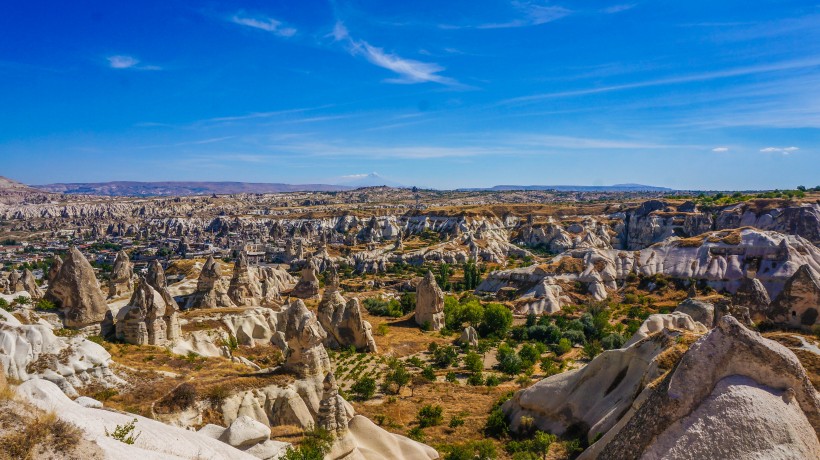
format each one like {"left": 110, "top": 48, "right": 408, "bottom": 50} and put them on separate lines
{"left": 1, "top": 1, "right": 819, "bottom": 190}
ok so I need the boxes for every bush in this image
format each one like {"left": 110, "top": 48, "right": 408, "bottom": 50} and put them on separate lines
{"left": 282, "top": 428, "right": 333, "bottom": 460}
{"left": 383, "top": 364, "right": 410, "bottom": 393}
{"left": 106, "top": 418, "right": 141, "bottom": 445}
{"left": 464, "top": 352, "right": 483, "bottom": 373}
{"left": 467, "top": 371, "right": 484, "bottom": 386}
{"left": 601, "top": 333, "right": 625, "bottom": 350}
{"left": 0, "top": 412, "right": 83, "bottom": 457}
{"left": 13, "top": 295, "right": 30, "bottom": 306}
{"left": 449, "top": 414, "right": 466, "bottom": 428}
{"left": 561, "top": 329, "right": 586, "bottom": 346}
{"left": 432, "top": 345, "right": 460, "bottom": 368}
{"left": 484, "top": 406, "right": 509, "bottom": 438}
{"left": 363, "top": 297, "right": 407, "bottom": 317}
{"left": 0, "top": 298, "right": 10, "bottom": 312}
{"left": 157, "top": 383, "right": 197, "bottom": 412}
{"left": 35, "top": 298, "right": 57, "bottom": 311}
{"left": 582, "top": 340, "right": 603, "bottom": 360}
{"left": 421, "top": 365, "right": 436, "bottom": 381}
{"left": 445, "top": 371, "right": 458, "bottom": 383}
{"left": 351, "top": 376, "right": 377, "bottom": 400}
{"left": 416, "top": 404, "right": 444, "bottom": 428}
{"left": 485, "top": 374, "right": 501, "bottom": 387}
{"left": 555, "top": 338, "right": 572, "bottom": 356}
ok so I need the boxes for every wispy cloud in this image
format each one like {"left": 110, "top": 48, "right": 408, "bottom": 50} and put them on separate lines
{"left": 500, "top": 57, "right": 820, "bottom": 104}
{"left": 712, "top": 147, "right": 729, "bottom": 152}
{"left": 760, "top": 146, "right": 799, "bottom": 154}
{"left": 107, "top": 55, "right": 161, "bottom": 71}
{"left": 332, "top": 22, "right": 461, "bottom": 86}
{"left": 603, "top": 4, "right": 636, "bottom": 14}
{"left": 439, "top": 2, "right": 571, "bottom": 29}
{"left": 229, "top": 13, "right": 296, "bottom": 37}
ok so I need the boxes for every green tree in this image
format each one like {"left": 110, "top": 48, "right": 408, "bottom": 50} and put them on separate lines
{"left": 464, "top": 352, "right": 483, "bottom": 373}
{"left": 416, "top": 404, "right": 444, "bottom": 428}
{"left": 480, "top": 303, "right": 513, "bottom": 338}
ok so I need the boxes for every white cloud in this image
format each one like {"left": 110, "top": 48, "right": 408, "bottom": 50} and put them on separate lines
{"left": 760, "top": 146, "right": 799, "bottom": 154}
{"left": 230, "top": 13, "right": 296, "bottom": 37}
{"left": 332, "top": 21, "right": 460, "bottom": 86}
{"left": 712, "top": 147, "right": 729, "bottom": 152}
{"left": 603, "top": 4, "right": 637, "bottom": 14}
{"left": 107, "top": 55, "right": 161, "bottom": 71}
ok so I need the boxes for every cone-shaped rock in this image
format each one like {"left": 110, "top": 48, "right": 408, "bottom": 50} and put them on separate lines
{"left": 46, "top": 247, "right": 109, "bottom": 328}
{"left": 415, "top": 271, "right": 445, "bottom": 331}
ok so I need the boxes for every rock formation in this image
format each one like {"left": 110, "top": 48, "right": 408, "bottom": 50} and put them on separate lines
{"left": 624, "top": 312, "right": 707, "bottom": 347}
{"left": 145, "top": 260, "right": 181, "bottom": 341}
{"left": 116, "top": 278, "right": 170, "bottom": 345}
{"left": 283, "top": 299, "right": 332, "bottom": 378}
{"left": 292, "top": 260, "right": 320, "bottom": 300}
{"left": 317, "top": 291, "right": 378, "bottom": 352}
{"left": 45, "top": 247, "right": 109, "bottom": 328}
{"left": 228, "top": 251, "right": 262, "bottom": 306}
{"left": 674, "top": 298, "right": 715, "bottom": 327}
{"left": 583, "top": 317, "right": 820, "bottom": 459}
{"left": 107, "top": 250, "right": 133, "bottom": 297}
{"left": 732, "top": 276, "right": 771, "bottom": 321}
{"left": 21, "top": 268, "right": 43, "bottom": 298}
{"left": 459, "top": 326, "right": 479, "bottom": 347}
{"left": 47, "top": 255, "right": 62, "bottom": 284}
{"left": 769, "top": 264, "right": 820, "bottom": 328}
{"left": 186, "top": 255, "right": 235, "bottom": 309}
{"left": 0, "top": 308, "right": 121, "bottom": 397}
{"left": 6, "top": 270, "right": 23, "bottom": 293}
{"left": 415, "top": 271, "right": 445, "bottom": 331}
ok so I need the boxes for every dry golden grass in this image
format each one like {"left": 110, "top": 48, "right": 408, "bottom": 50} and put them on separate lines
{"left": 91, "top": 341, "right": 294, "bottom": 419}
{"left": 361, "top": 311, "right": 454, "bottom": 358}
{"left": 0, "top": 411, "right": 84, "bottom": 460}
{"left": 764, "top": 332, "right": 820, "bottom": 390}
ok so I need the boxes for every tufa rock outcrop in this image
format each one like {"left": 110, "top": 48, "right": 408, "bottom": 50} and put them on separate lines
{"left": 46, "top": 247, "right": 109, "bottom": 329}
{"left": 115, "top": 278, "right": 168, "bottom": 345}
{"left": 291, "top": 259, "right": 320, "bottom": 300}
{"left": 145, "top": 260, "right": 181, "bottom": 340}
{"left": 584, "top": 316, "right": 820, "bottom": 459}
{"left": 283, "top": 299, "right": 332, "bottom": 378}
{"left": 107, "top": 250, "right": 134, "bottom": 298}
{"left": 318, "top": 291, "right": 378, "bottom": 353}
{"left": 228, "top": 252, "right": 262, "bottom": 307}
{"left": 21, "top": 268, "right": 43, "bottom": 298}
{"left": 415, "top": 271, "right": 445, "bottom": 331}
{"left": 186, "top": 255, "right": 235, "bottom": 309}
{"left": 769, "top": 264, "right": 820, "bottom": 328}
{"left": 732, "top": 276, "right": 771, "bottom": 322}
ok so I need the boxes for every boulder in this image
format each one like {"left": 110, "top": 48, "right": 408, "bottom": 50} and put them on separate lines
{"left": 219, "top": 415, "right": 271, "bottom": 448}
{"left": 6, "top": 270, "right": 23, "bottom": 293}
{"left": 674, "top": 298, "right": 715, "bottom": 327}
{"left": 45, "top": 247, "right": 109, "bottom": 328}
{"left": 415, "top": 271, "right": 445, "bottom": 331}
{"left": 624, "top": 312, "right": 707, "bottom": 347}
{"left": 459, "top": 326, "right": 479, "bottom": 347}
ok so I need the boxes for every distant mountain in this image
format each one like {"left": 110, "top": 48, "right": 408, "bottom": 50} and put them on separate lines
{"left": 473, "top": 183, "right": 673, "bottom": 192}
{"left": 0, "top": 176, "right": 53, "bottom": 204}
{"left": 33, "top": 181, "right": 353, "bottom": 196}
{"left": 337, "top": 173, "right": 405, "bottom": 188}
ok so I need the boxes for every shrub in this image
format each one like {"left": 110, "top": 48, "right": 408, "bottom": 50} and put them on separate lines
{"left": 445, "top": 371, "right": 458, "bottom": 383}
{"left": 555, "top": 338, "right": 572, "bottom": 356}
{"left": 0, "top": 298, "right": 10, "bottom": 312}
{"left": 157, "top": 383, "right": 197, "bottom": 412}
{"left": 407, "top": 426, "right": 425, "bottom": 441}
{"left": 485, "top": 374, "right": 501, "bottom": 387}
{"left": 416, "top": 404, "right": 444, "bottom": 428}
{"left": 205, "top": 385, "right": 230, "bottom": 406}
{"left": 35, "top": 298, "right": 57, "bottom": 311}
{"left": 383, "top": 364, "right": 410, "bottom": 393}
{"left": 582, "top": 340, "right": 603, "bottom": 360}
{"left": 561, "top": 329, "right": 586, "bottom": 346}
{"left": 484, "top": 406, "right": 509, "bottom": 438}
{"left": 106, "top": 418, "right": 141, "bottom": 445}
{"left": 351, "top": 376, "right": 377, "bottom": 400}
{"left": 601, "top": 333, "right": 625, "bottom": 350}
{"left": 421, "top": 365, "right": 437, "bottom": 381}
{"left": 0, "top": 412, "right": 83, "bottom": 457}
{"left": 376, "top": 323, "right": 389, "bottom": 336}
{"left": 449, "top": 413, "right": 466, "bottom": 428}
{"left": 432, "top": 345, "right": 460, "bottom": 368}
{"left": 467, "top": 371, "right": 484, "bottom": 386}
{"left": 464, "top": 352, "right": 483, "bottom": 373}
{"left": 282, "top": 428, "right": 333, "bottom": 460}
